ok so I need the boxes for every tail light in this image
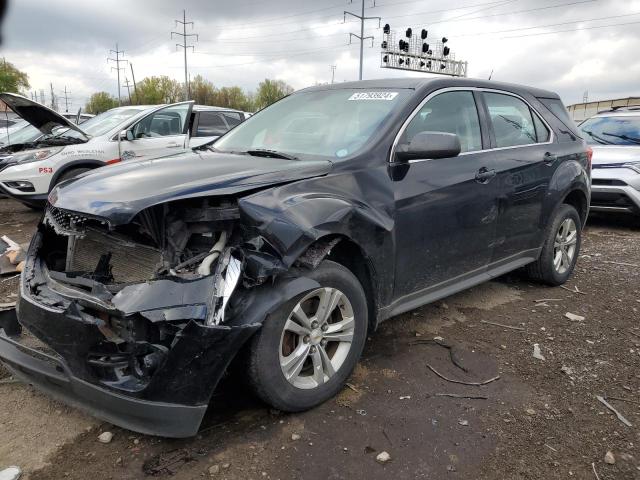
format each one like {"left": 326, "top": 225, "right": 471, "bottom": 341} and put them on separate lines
{"left": 586, "top": 146, "right": 593, "bottom": 170}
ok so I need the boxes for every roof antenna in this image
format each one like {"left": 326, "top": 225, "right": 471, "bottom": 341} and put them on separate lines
{"left": 488, "top": 69, "right": 494, "bottom": 81}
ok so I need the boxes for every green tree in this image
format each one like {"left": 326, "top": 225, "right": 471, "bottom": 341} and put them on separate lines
{"left": 0, "top": 59, "right": 30, "bottom": 94}
{"left": 85, "top": 92, "right": 118, "bottom": 114}
{"left": 132, "top": 76, "right": 183, "bottom": 104}
{"left": 253, "top": 79, "right": 294, "bottom": 110}
{"left": 190, "top": 75, "right": 217, "bottom": 106}
{"left": 216, "top": 86, "right": 252, "bottom": 111}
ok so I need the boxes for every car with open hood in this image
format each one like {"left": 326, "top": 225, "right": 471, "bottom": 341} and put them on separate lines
{"left": 0, "top": 78, "right": 590, "bottom": 437}
{"left": 578, "top": 107, "right": 640, "bottom": 215}
{"left": 0, "top": 94, "right": 249, "bottom": 207}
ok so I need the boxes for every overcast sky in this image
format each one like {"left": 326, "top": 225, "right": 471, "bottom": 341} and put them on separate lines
{"left": 1, "top": 0, "right": 638, "bottom": 111}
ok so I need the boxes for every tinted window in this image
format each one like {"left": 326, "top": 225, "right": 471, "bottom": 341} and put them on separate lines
{"left": 538, "top": 97, "right": 572, "bottom": 125}
{"left": 196, "top": 112, "right": 229, "bottom": 137}
{"left": 579, "top": 116, "right": 640, "bottom": 146}
{"left": 401, "top": 91, "right": 482, "bottom": 153}
{"left": 222, "top": 112, "right": 242, "bottom": 127}
{"left": 485, "top": 93, "right": 537, "bottom": 148}
{"left": 533, "top": 112, "right": 551, "bottom": 142}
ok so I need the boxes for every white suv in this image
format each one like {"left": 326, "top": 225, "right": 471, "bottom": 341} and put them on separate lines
{"left": 0, "top": 93, "right": 248, "bottom": 207}
{"left": 579, "top": 108, "right": 640, "bottom": 215}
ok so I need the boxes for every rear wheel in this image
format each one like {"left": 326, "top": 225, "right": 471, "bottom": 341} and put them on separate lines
{"left": 247, "top": 260, "right": 368, "bottom": 411}
{"left": 526, "top": 204, "right": 581, "bottom": 285}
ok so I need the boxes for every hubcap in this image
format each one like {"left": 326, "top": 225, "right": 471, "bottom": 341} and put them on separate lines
{"left": 279, "top": 287, "right": 355, "bottom": 389}
{"left": 553, "top": 218, "right": 578, "bottom": 274}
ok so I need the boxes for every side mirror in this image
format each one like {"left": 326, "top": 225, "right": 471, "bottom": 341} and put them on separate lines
{"left": 395, "top": 131, "right": 461, "bottom": 162}
{"left": 119, "top": 129, "right": 134, "bottom": 141}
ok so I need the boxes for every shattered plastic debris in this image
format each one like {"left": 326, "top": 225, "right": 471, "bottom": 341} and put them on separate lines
{"left": 564, "top": 312, "right": 585, "bottom": 322}
{"left": 0, "top": 466, "right": 21, "bottom": 480}
{"left": 532, "top": 344, "right": 546, "bottom": 361}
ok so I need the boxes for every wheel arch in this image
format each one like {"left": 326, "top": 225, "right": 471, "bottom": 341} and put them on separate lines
{"left": 296, "top": 234, "right": 380, "bottom": 333}
{"left": 562, "top": 188, "right": 589, "bottom": 228}
{"left": 48, "top": 159, "right": 105, "bottom": 192}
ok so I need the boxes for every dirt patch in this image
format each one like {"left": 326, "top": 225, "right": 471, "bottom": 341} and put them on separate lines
{"left": 2, "top": 198, "right": 640, "bottom": 479}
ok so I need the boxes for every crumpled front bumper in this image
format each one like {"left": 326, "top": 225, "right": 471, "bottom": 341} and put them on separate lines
{"left": 0, "top": 230, "right": 319, "bottom": 437}
{"left": 0, "top": 326, "right": 207, "bottom": 438}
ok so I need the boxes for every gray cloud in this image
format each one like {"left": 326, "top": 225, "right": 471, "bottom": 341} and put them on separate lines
{"left": 2, "top": 0, "right": 638, "bottom": 109}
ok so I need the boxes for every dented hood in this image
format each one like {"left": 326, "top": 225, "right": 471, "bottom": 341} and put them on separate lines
{"left": 0, "top": 92, "right": 88, "bottom": 137}
{"left": 49, "top": 150, "right": 333, "bottom": 225}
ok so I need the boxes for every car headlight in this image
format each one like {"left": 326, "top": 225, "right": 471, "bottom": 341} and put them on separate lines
{"left": 622, "top": 161, "right": 640, "bottom": 174}
{"left": 12, "top": 147, "right": 63, "bottom": 164}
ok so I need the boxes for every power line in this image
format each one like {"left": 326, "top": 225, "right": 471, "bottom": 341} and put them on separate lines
{"left": 345, "top": 0, "right": 381, "bottom": 80}
{"left": 452, "top": 11, "right": 640, "bottom": 37}
{"left": 107, "top": 43, "right": 127, "bottom": 106}
{"left": 501, "top": 18, "right": 640, "bottom": 39}
{"left": 172, "top": 9, "right": 198, "bottom": 101}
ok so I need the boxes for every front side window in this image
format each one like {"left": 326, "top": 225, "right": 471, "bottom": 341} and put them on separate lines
{"left": 485, "top": 92, "right": 539, "bottom": 148}
{"left": 579, "top": 115, "right": 640, "bottom": 146}
{"left": 400, "top": 90, "right": 482, "bottom": 153}
{"left": 132, "top": 104, "right": 190, "bottom": 139}
{"left": 214, "top": 89, "right": 411, "bottom": 160}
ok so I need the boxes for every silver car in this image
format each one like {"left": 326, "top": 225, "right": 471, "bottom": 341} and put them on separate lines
{"left": 579, "top": 108, "right": 640, "bottom": 215}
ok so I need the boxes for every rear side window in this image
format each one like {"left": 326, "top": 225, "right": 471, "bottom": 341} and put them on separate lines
{"left": 484, "top": 93, "right": 538, "bottom": 148}
{"left": 222, "top": 112, "right": 242, "bottom": 127}
{"left": 401, "top": 90, "right": 482, "bottom": 153}
{"left": 196, "top": 112, "right": 230, "bottom": 137}
{"left": 533, "top": 113, "right": 550, "bottom": 142}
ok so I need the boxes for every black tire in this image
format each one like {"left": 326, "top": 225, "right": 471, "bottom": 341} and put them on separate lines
{"left": 52, "top": 167, "right": 92, "bottom": 189}
{"left": 247, "top": 260, "right": 368, "bottom": 412}
{"left": 526, "top": 203, "right": 582, "bottom": 286}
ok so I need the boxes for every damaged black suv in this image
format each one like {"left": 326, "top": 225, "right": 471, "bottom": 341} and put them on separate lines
{"left": 0, "top": 78, "right": 590, "bottom": 437}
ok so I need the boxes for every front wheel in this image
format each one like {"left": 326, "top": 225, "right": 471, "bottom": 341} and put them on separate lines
{"left": 247, "top": 260, "right": 368, "bottom": 412}
{"left": 526, "top": 204, "right": 582, "bottom": 286}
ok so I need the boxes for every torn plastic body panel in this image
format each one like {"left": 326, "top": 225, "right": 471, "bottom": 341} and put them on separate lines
{"left": 0, "top": 198, "right": 321, "bottom": 436}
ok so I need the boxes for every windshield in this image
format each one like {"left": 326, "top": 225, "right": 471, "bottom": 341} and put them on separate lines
{"left": 214, "top": 89, "right": 411, "bottom": 159}
{"left": 57, "top": 107, "right": 146, "bottom": 141}
{"left": 580, "top": 115, "right": 640, "bottom": 146}
{"left": 0, "top": 123, "right": 41, "bottom": 145}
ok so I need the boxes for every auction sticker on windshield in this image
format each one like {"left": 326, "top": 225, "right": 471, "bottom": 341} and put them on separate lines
{"left": 348, "top": 92, "right": 399, "bottom": 101}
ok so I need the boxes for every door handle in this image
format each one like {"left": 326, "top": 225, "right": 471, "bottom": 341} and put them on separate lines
{"left": 543, "top": 152, "right": 557, "bottom": 164}
{"left": 475, "top": 167, "right": 496, "bottom": 184}
{"left": 166, "top": 142, "right": 181, "bottom": 148}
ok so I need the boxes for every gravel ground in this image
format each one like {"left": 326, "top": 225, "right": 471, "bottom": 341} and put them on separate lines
{"left": 0, "top": 197, "right": 639, "bottom": 479}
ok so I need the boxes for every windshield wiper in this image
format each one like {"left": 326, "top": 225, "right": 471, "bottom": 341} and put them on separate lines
{"left": 581, "top": 130, "right": 613, "bottom": 145}
{"left": 245, "top": 149, "right": 298, "bottom": 160}
{"left": 601, "top": 131, "right": 640, "bottom": 145}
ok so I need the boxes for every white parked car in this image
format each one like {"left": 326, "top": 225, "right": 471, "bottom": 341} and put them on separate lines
{"left": 0, "top": 93, "right": 249, "bottom": 207}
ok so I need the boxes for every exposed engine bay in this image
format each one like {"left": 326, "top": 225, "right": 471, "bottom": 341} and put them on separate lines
{"left": 15, "top": 196, "right": 308, "bottom": 410}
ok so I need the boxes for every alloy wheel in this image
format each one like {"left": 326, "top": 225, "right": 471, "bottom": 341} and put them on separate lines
{"left": 279, "top": 287, "right": 355, "bottom": 390}
{"left": 553, "top": 218, "right": 578, "bottom": 274}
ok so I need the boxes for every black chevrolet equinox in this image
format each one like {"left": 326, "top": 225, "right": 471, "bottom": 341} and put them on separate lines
{"left": 0, "top": 78, "right": 590, "bottom": 437}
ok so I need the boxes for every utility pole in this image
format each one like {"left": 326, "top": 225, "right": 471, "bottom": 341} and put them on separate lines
{"left": 39, "top": 89, "right": 45, "bottom": 105}
{"left": 345, "top": 1, "right": 380, "bottom": 80}
{"left": 108, "top": 43, "right": 127, "bottom": 106}
{"left": 50, "top": 82, "right": 56, "bottom": 110}
{"left": 172, "top": 10, "right": 198, "bottom": 101}
{"left": 61, "top": 86, "right": 71, "bottom": 112}
{"left": 123, "top": 78, "right": 133, "bottom": 104}
{"left": 330, "top": 65, "right": 337, "bottom": 84}
{"left": 129, "top": 63, "right": 138, "bottom": 102}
